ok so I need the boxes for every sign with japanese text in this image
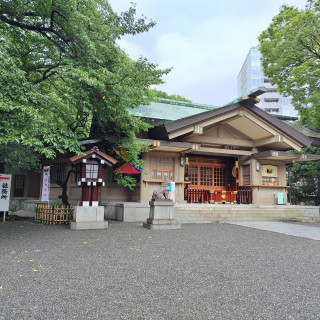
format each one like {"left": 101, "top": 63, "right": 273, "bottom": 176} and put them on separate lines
{"left": 41, "top": 166, "right": 50, "bottom": 202}
{"left": 261, "top": 165, "right": 278, "bottom": 177}
{"left": 0, "top": 174, "right": 12, "bottom": 211}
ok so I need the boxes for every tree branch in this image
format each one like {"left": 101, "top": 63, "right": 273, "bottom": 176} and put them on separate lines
{"left": 0, "top": 14, "right": 70, "bottom": 44}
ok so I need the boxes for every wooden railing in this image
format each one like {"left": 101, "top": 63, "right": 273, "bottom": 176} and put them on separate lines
{"left": 186, "top": 189, "right": 252, "bottom": 204}
{"left": 186, "top": 189, "right": 209, "bottom": 203}
{"left": 236, "top": 190, "right": 252, "bottom": 204}
{"left": 35, "top": 204, "right": 74, "bottom": 225}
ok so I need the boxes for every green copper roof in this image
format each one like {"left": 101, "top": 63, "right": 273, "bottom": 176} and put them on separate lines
{"left": 224, "top": 87, "right": 268, "bottom": 106}
{"left": 285, "top": 122, "right": 320, "bottom": 139}
{"left": 129, "top": 87, "right": 296, "bottom": 122}
{"left": 129, "top": 99, "right": 218, "bottom": 121}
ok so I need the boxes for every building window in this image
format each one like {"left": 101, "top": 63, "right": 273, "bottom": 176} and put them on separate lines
{"left": 251, "top": 60, "right": 261, "bottom": 67}
{"left": 86, "top": 164, "right": 99, "bottom": 179}
{"left": 74, "top": 164, "right": 81, "bottom": 183}
{"left": 14, "top": 175, "right": 25, "bottom": 197}
{"left": 252, "top": 79, "right": 261, "bottom": 87}
{"left": 152, "top": 157, "right": 174, "bottom": 181}
{"left": 267, "top": 88, "right": 277, "bottom": 93}
{"left": 282, "top": 97, "right": 290, "bottom": 105}
{"left": 50, "top": 162, "right": 67, "bottom": 184}
{"left": 251, "top": 49, "right": 260, "bottom": 57}
{"left": 264, "top": 98, "right": 279, "bottom": 103}
{"left": 251, "top": 69, "right": 261, "bottom": 76}
{"left": 200, "top": 167, "right": 213, "bottom": 186}
{"left": 264, "top": 78, "right": 271, "bottom": 83}
{"left": 189, "top": 164, "right": 225, "bottom": 187}
{"left": 189, "top": 166, "right": 198, "bottom": 185}
{"left": 242, "top": 165, "right": 250, "bottom": 185}
{"left": 214, "top": 167, "right": 225, "bottom": 186}
{"left": 264, "top": 108, "right": 279, "bottom": 113}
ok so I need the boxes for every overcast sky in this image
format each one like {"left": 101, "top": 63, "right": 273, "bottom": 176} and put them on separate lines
{"left": 108, "top": 0, "right": 307, "bottom": 106}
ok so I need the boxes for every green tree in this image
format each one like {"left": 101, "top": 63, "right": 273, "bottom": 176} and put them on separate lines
{"left": 259, "top": 0, "right": 320, "bottom": 131}
{"left": 0, "top": 0, "right": 170, "bottom": 178}
{"left": 151, "top": 89, "right": 192, "bottom": 102}
{"left": 288, "top": 146, "right": 320, "bottom": 206}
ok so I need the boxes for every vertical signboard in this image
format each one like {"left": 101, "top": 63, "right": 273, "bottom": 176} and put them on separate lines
{"left": 169, "top": 182, "right": 175, "bottom": 202}
{"left": 41, "top": 166, "right": 50, "bottom": 202}
{"left": 0, "top": 174, "right": 12, "bottom": 212}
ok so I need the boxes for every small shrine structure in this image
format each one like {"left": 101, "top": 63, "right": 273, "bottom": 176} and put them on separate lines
{"left": 69, "top": 146, "right": 117, "bottom": 229}
{"left": 69, "top": 146, "right": 117, "bottom": 206}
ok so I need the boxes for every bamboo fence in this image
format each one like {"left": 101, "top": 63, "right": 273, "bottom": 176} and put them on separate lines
{"left": 35, "top": 204, "right": 75, "bottom": 225}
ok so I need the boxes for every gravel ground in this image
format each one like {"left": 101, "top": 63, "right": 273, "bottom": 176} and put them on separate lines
{"left": 1, "top": 219, "right": 320, "bottom": 320}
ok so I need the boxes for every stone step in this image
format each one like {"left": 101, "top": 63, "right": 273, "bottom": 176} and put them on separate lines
{"left": 173, "top": 205, "right": 319, "bottom": 224}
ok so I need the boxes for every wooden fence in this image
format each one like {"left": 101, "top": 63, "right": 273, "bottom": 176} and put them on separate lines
{"left": 35, "top": 204, "right": 75, "bottom": 225}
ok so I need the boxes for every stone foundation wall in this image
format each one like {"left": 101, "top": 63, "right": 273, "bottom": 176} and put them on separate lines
{"left": 174, "top": 204, "right": 320, "bottom": 223}
{"left": 14, "top": 200, "right": 320, "bottom": 224}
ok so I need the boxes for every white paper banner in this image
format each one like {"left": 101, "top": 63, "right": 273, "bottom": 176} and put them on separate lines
{"left": 0, "top": 174, "right": 12, "bottom": 212}
{"left": 41, "top": 166, "right": 50, "bottom": 202}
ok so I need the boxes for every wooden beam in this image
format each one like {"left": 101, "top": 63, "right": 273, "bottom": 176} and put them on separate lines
{"left": 254, "top": 135, "right": 283, "bottom": 147}
{"left": 196, "top": 147, "right": 252, "bottom": 156}
{"left": 182, "top": 136, "right": 254, "bottom": 148}
{"left": 167, "top": 110, "right": 240, "bottom": 139}
{"left": 244, "top": 111, "right": 303, "bottom": 151}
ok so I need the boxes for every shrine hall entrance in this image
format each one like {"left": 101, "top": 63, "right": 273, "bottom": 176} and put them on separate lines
{"left": 185, "top": 155, "right": 238, "bottom": 204}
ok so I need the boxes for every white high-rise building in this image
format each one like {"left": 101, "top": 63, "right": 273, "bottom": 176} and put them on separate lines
{"left": 237, "top": 46, "right": 298, "bottom": 117}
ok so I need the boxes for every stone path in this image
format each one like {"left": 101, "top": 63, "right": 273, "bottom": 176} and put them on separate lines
{"left": 227, "top": 221, "right": 320, "bottom": 240}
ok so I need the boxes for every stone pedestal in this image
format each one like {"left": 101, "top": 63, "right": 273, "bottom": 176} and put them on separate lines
{"left": 143, "top": 200, "right": 181, "bottom": 230}
{"left": 70, "top": 206, "right": 108, "bottom": 230}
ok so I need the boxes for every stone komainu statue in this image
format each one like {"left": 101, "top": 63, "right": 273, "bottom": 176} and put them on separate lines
{"left": 151, "top": 179, "right": 171, "bottom": 201}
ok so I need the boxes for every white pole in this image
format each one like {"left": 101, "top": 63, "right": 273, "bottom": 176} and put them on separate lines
{"left": 3, "top": 211, "right": 6, "bottom": 222}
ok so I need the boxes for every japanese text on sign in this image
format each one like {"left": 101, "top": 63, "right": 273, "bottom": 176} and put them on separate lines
{"left": 0, "top": 174, "right": 12, "bottom": 211}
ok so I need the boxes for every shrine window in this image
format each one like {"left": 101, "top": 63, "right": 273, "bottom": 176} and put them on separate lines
{"left": 86, "top": 164, "right": 99, "bottom": 179}
{"left": 200, "top": 167, "right": 213, "bottom": 186}
{"left": 214, "top": 167, "right": 225, "bottom": 186}
{"left": 14, "top": 175, "right": 25, "bottom": 197}
{"left": 242, "top": 165, "right": 250, "bottom": 185}
{"left": 189, "top": 166, "right": 198, "bottom": 185}
{"left": 151, "top": 157, "right": 174, "bottom": 180}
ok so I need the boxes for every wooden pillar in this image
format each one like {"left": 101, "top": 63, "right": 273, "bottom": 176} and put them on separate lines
{"left": 82, "top": 186, "right": 90, "bottom": 201}
{"left": 184, "top": 157, "right": 189, "bottom": 200}
{"left": 91, "top": 186, "right": 98, "bottom": 202}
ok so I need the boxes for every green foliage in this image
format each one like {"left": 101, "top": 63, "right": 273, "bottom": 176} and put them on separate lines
{"left": 9, "top": 202, "right": 21, "bottom": 213}
{"left": 112, "top": 137, "right": 150, "bottom": 190}
{"left": 51, "top": 200, "right": 63, "bottom": 208}
{"left": 288, "top": 146, "right": 320, "bottom": 205}
{"left": 0, "top": 0, "right": 170, "bottom": 177}
{"left": 259, "top": 1, "right": 320, "bottom": 131}
{"left": 151, "top": 90, "right": 192, "bottom": 102}
{"left": 5, "top": 214, "right": 17, "bottom": 221}
{"left": 0, "top": 144, "right": 40, "bottom": 173}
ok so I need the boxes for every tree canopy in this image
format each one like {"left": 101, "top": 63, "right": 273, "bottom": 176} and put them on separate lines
{"left": 288, "top": 146, "right": 320, "bottom": 206}
{"left": 0, "top": 0, "right": 170, "bottom": 176}
{"left": 151, "top": 90, "right": 192, "bottom": 102}
{"left": 259, "top": 0, "right": 320, "bottom": 131}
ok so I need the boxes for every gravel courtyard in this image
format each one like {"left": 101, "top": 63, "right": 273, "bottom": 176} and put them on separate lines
{"left": 1, "top": 219, "right": 320, "bottom": 320}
